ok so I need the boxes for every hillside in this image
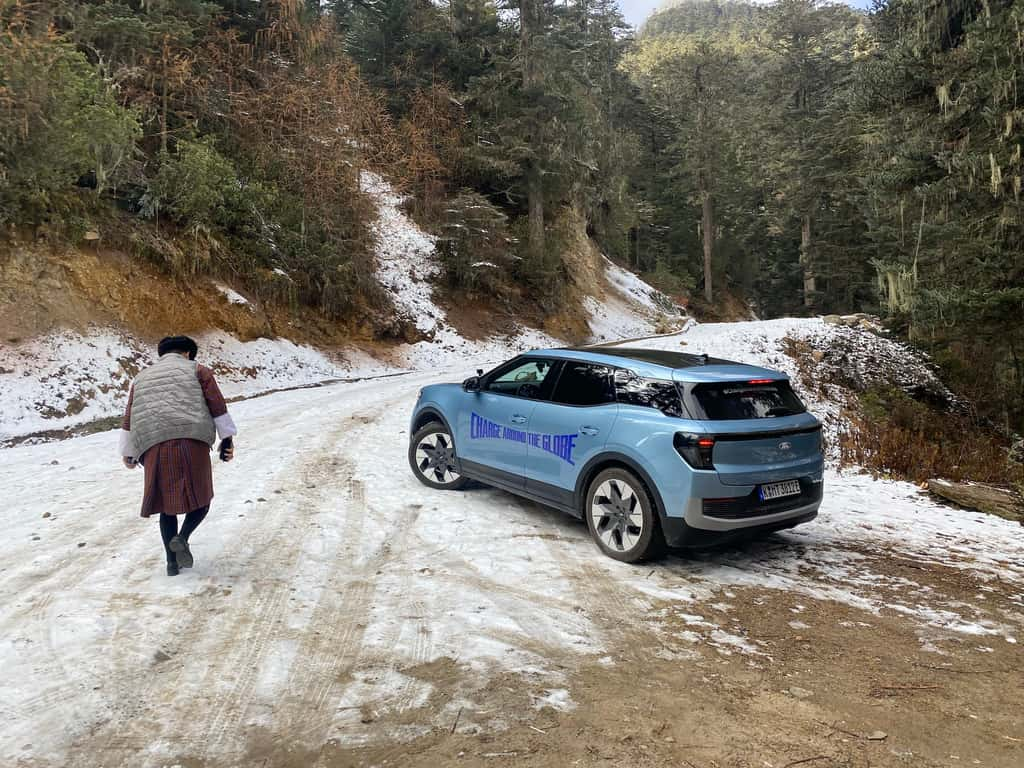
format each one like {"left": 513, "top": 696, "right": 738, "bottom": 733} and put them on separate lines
{"left": 0, "top": 171, "right": 686, "bottom": 444}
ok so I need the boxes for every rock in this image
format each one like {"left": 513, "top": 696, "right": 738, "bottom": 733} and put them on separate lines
{"left": 927, "top": 479, "right": 1024, "bottom": 523}
{"left": 77, "top": 542, "right": 86, "bottom": 548}
{"left": 811, "top": 349, "right": 825, "bottom": 363}
{"left": 1009, "top": 436, "right": 1024, "bottom": 466}
{"left": 50, "top": 460, "right": 59, "bottom": 465}
{"left": 788, "top": 686, "right": 814, "bottom": 699}
{"left": 42, "top": 512, "right": 51, "bottom": 519}
{"left": 823, "top": 314, "right": 842, "bottom": 325}
{"left": 858, "top": 318, "right": 876, "bottom": 330}
{"left": 153, "top": 649, "right": 171, "bottom": 663}
{"left": 83, "top": 230, "right": 101, "bottom": 241}
{"left": 866, "top": 731, "right": 888, "bottom": 741}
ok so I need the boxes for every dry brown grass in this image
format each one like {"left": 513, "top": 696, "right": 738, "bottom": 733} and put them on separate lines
{"left": 783, "top": 335, "right": 1023, "bottom": 488}
{"left": 837, "top": 407, "right": 1022, "bottom": 486}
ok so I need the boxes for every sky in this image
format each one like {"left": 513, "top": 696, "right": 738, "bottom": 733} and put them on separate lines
{"left": 617, "top": 0, "right": 874, "bottom": 28}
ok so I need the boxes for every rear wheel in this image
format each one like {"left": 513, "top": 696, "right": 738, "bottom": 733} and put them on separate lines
{"left": 409, "top": 422, "right": 468, "bottom": 490}
{"left": 585, "top": 468, "right": 664, "bottom": 563}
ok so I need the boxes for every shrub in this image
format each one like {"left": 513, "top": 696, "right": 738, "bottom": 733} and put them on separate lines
{"left": 436, "top": 190, "right": 515, "bottom": 296}
{"left": 142, "top": 139, "right": 269, "bottom": 237}
{"left": 0, "top": 31, "right": 140, "bottom": 225}
{"left": 838, "top": 387, "right": 1024, "bottom": 486}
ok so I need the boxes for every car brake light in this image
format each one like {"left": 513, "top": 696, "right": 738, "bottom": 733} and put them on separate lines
{"left": 674, "top": 432, "right": 715, "bottom": 469}
{"left": 747, "top": 379, "right": 774, "bottom": 384}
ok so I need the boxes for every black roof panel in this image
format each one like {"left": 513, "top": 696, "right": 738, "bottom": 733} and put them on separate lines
{"left": 563, "top": 347, "right": 738, "bottom": 368}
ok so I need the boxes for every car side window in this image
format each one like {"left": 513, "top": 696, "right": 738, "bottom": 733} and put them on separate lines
{"left": 614, "top": 369, "right": 686, "bottom": 417}
{"left": 550, "top": 363, "right": 614, "bottom": 406}
{"left": 485, "top": 359, "right": 556, "bottom": 400}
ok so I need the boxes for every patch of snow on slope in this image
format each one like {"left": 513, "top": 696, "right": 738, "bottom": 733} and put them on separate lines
{"left": 213, "top": 282, "right": 251, "bottom": 307}
{"left": 586, "top": 257, "right": 685, "bottom": 342}
{"left": 360, "top": 171, "right": 441, "bottom": 335}
{"left": 0, "top": 328, "right": 150, "bottom": 442}
{"left": 359, "top": 170, "right": 564, "bottom": 367}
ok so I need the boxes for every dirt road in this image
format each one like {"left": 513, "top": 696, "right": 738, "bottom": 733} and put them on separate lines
{"left": 2, "top": 370, "right": 1022, "bottom": 768}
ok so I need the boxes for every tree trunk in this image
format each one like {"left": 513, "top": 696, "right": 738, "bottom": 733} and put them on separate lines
{"left": 701, "top": 174, "right": 713, "bottom": 303}
{"left": 519, "top": 0, "right": 545, "bottom": 267}
{"left": 527, "top": 165, "right": 545, "bottom": 267}
{"left": 800, "top": 212, "right": 815, "bottom": 307}
{"left": 160, "top": 37, "right": 169, "bottom": 155}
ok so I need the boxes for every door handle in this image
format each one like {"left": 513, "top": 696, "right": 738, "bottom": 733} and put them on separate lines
{"left": 511, "top": 414, "right": 528, "bottom": 425}
{"left": 580, "top": 426, "right": 600, "bottom": 436}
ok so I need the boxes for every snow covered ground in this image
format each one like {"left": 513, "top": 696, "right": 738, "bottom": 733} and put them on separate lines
{"left": 1, "top": 323, "right": 1022, "bottom": 766}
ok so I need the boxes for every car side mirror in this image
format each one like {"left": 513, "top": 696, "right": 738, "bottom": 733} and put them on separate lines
{"left": 463, "top": 376, "right": 481, "bottom": 392}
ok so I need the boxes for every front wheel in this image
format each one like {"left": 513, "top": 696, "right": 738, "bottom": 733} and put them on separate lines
{"left": 409, "top": 422, "right": 468, "bottom": 490}
{"left": 585, "top": 468, "right": 664, "bottom": 563}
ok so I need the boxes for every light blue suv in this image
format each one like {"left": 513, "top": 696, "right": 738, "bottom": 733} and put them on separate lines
{"left": 408, "top": 347, "right": 824, "bottom": 562}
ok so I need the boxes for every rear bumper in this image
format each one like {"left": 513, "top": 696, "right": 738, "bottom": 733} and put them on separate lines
{"left": 657, "top": 470, "right": 823, "bottom": 547}
{"left": 661, "top": 505, "right": 819, "bottom": 548}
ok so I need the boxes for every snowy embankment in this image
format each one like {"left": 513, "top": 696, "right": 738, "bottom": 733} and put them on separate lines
{"left": 633, "top": 317, "right": 953, "bottom": 457}
{"left": 585, "top": 256, "right": 684, "bottom": 342}
{"left": 0, "top": 173, "right": 679, "bottom": 443}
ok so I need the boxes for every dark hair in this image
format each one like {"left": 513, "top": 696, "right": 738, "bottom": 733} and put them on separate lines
{"left": 157, "top": 336, "right": 198, "bottom": 360}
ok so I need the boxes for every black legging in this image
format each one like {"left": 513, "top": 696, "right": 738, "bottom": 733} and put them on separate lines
{"left": 159, "top": 507, "right": 209, "bottom": 564}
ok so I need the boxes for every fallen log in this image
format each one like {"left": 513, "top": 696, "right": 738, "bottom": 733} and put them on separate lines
{"left": 927, "top": 479, "right": 1024, "bottom": 524}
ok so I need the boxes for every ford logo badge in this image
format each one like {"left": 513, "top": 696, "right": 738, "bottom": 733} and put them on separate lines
{"left": 778, "top": 441, "right": 792, "bottom": 451}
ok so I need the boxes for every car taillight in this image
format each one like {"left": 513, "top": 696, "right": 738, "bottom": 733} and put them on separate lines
{"left": 674, "top": 432, "right": 715, "bottom": 469}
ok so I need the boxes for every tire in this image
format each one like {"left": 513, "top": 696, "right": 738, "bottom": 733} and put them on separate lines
{"left": 584, "top": 467, "right": 665, "bottom": 563}
{"left": 408, "top": 421, "right": 469, "bottom": 490}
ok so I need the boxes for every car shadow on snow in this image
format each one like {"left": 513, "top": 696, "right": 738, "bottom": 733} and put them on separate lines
{"left": 461, "top": 480, "right": 813, "bottom": 569}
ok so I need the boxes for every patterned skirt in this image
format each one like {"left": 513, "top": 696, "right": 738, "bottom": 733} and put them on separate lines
{"left": 139, "top": 439, "right": 214, "bottom": 517}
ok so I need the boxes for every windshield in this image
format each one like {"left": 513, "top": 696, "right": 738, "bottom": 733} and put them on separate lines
{"left": 687, "top": 380, "right": 806, "bottom": 421}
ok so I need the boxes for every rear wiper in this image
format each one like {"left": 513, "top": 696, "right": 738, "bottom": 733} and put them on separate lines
{"left": 766, "top": 407, "right": 798, "bottom": 417}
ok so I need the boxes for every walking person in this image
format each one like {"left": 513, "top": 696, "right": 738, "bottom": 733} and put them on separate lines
{"left": 119, "top": 336, "right": 237, "bottom": 575}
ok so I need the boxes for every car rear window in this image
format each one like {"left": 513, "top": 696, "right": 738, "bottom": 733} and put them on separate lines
{"left": 688, "top": 380, "right": 806, "bottom": 420}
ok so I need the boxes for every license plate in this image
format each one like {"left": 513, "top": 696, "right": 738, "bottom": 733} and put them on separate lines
{"left": 759, "top": 479, "right": 801, "bottom": 501}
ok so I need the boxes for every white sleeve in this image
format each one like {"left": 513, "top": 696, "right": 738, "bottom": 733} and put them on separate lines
{"left": 214, "top": 413, "right": 238, "bottom": 440}
{"left": 118, "top": 429, "right": 134, "bottom": 457}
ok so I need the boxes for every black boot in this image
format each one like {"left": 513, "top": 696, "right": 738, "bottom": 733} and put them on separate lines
{"left": 169, "top": 536, "right": 193, "bottom": 568}
{"left": 167, "top": 561, "right": 180, "bottom": 576}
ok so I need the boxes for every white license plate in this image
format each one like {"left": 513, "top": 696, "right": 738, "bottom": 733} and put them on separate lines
{"left": 759, "top": 479, "right": 801, "bottom": 501}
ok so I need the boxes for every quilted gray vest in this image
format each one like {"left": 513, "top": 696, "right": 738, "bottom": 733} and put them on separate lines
{"left": 129, "top": 354, "right": 216, "bottom": 458}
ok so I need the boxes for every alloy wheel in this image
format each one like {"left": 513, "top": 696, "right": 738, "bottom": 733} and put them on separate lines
{"left": 591, "top": 478, "right": 644, "bottom": 553}
{"left": 415, "top": 430, "right": 460, "bottom": 485}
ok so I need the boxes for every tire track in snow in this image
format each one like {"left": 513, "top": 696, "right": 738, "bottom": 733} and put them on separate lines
{"left": 64, "top": 404, "right": 380, "bottom": 766}
{"left": 195, "top": 418, "right": 382, "bottom": 761}
{"left": 271, "top": 472, "right": 373, "bottom": 745}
